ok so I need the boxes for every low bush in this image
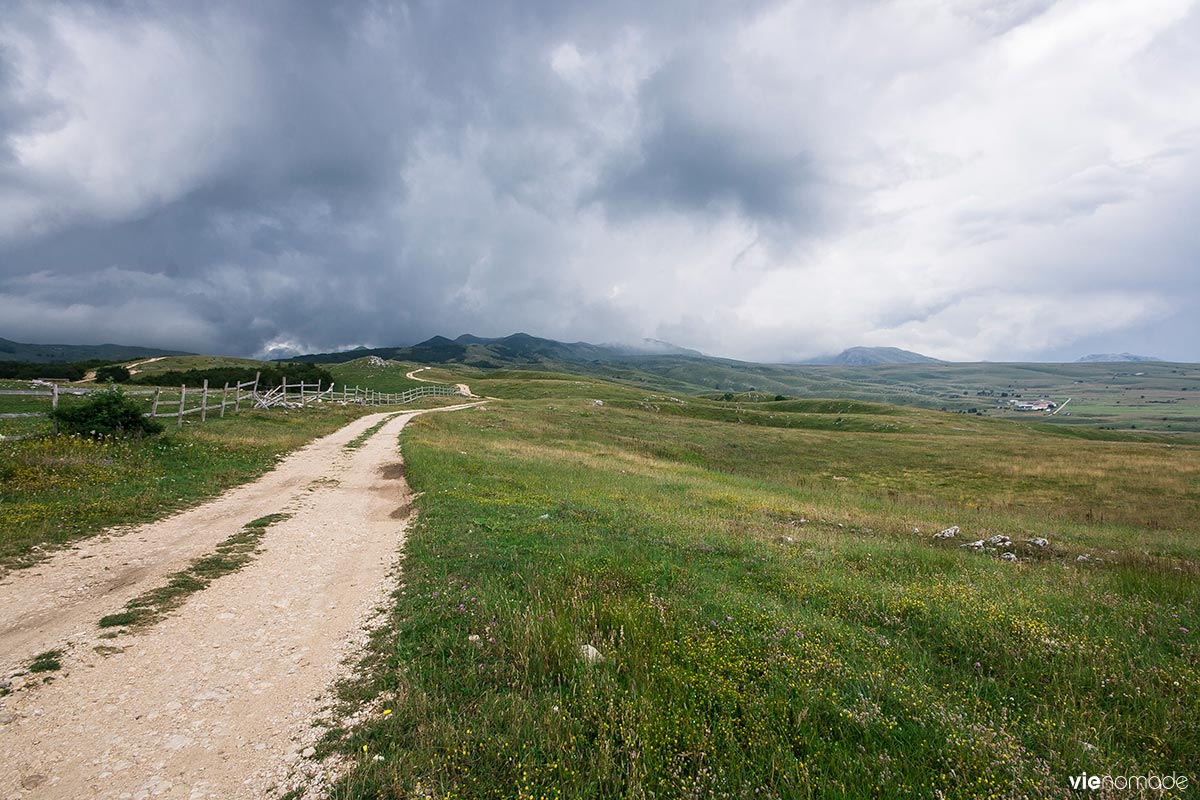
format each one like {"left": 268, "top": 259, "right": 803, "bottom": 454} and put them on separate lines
{"left": 50, "top": 385, "right": 163, "bottom": 439}
{"left": 94, "top": 365, "right": 131, "bottom": 383}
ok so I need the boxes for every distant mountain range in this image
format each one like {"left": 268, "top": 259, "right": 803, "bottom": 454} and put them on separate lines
{"left": 804, "top": 346, "right": 944, "bottom": 366}
{"left": 1076, "top": 353, "right": 1163, "bottom": 363}
{"left": 297, "top": 334, "right": 948, "bottom": 369}
{"left": 0, "top": 337, "right": 191, "bottom": 364}
{"left": 296, "top": 333, "right": 707, "bottom": 368}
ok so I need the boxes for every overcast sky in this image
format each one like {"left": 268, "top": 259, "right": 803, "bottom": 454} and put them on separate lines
{"left": 1, "top": 0, "right": 1197, "bottom": 362}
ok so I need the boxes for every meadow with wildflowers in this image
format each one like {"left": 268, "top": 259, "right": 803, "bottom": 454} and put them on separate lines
{"left": 327, "top": 381, "right": 1198, "bottom": 799}
{"left": 0, "top": 406, "right": 365, "bottom": 571}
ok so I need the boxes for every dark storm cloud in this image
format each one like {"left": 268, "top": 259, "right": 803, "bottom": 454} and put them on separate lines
{"left": 0, "top": 0, "right": 1198, "bottom": 361}
{"left": 590, "top": 51, "right": 818, "bottom": 221}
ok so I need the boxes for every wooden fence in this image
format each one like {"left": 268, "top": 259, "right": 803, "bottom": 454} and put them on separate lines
{"left": 0, "top": 373, "right": 463, "bottom": 441}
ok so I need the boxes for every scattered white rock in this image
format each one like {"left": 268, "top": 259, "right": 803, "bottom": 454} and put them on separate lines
{"left": 1028, "top": 537, "right": 1050, "bottom": 548}
{"left": 912, "top": 527, "right": 920, "bottom": 534}
{"left": 592, "top": 399, "right": 605, "bottom": 406}
{"left": 164, "top": 734, "right": 192, "bottom": 751}
{"left": 579, "top": 644, "right": 604, "bottom": 664}
{"left": 779, "top": 535, "right": 795, "bottom": 545}
{"left": 467, "top": 634, "right": 481, "bottom": 644}
{"left": 366, "top": 356, "right": 388, "bottom": 367}
{"left": 1000, "top": 552, "right": 1018, "bottom": 562}
{"left": 537, "top": 514, "right": 549, "bottom": 520}
{"left": 961, "top": 540, "right": 984, "bottom": 549}
{"left": 984, "top": 535, "right": 1011, "bottom": 547}
{"left": 302, "top": 747, "right": 316, "bottom": 758}
{"left": 1076, "top": 554, "right": 1092, "bottom": 562}
{"left": 934, "top": 526, "right": 959, "bottom": 540}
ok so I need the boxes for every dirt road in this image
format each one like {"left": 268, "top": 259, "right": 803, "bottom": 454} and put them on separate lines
{"left": 0, "top": 403, "right": 482, "bottom": 798}
{"left": 406, "top": 367, "right": 477, "bottom": 399}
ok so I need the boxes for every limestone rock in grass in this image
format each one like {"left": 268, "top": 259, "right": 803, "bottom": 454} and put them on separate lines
{"left": 1000, "top": 552, "right": 1018, "bottom": 562}
{"left": 579, "top": 644, "right": 604, "bottom": 664}
{"left": 1028, "top": 537, "right": 1050, "bottom": 548}
{"left": 985, "top": 535, "right": 1012, "bottom": 547}
{"left": 1076, "top": 554, "right": 1092, "bottom": 562}
{"left": 934, "top": 526, "right": 959, "bottom": 539}
{"left": 592, "top": 399, "right": 605, "bottom": 406}
{"left": 961, "top": 540, "right": 984, "bottom": 549}
{"left": 302, "top": 747, "right": 316, "bottom": 758}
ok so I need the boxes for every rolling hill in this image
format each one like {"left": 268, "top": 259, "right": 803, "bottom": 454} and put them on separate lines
{"left": 806, "top": 346, "right": 944, "bottom": 366}
{"left": 0, "top": 337, "right": 191, "bottom": 364}
{"left": 287, "top": 333, "right": 1200, "bottom": 434}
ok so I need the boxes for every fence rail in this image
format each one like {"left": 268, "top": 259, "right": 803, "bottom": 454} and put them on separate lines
{"left": 0, "top": 372, "right": 465, "bottom": 441}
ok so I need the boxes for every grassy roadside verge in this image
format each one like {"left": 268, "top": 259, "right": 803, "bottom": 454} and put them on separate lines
{"left": 0, "top": 407, "right": 367, "bottom": 572}
{"left": 326, "top": 399, "right": 1198, "bottom": 799}
{"left": 0, "top": 395, "right": 473, "bottom": 573}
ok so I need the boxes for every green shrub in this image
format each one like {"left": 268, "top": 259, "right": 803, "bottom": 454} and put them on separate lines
{"left": 51, "top": 385, "right": 163, "bottom": 439}
{"left": 94, "top": 365, "right": 131, "bottom": 383}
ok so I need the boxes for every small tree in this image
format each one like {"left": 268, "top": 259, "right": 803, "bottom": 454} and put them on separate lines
{"left": 51, "top": 384, "right": 163, "bottom": 439}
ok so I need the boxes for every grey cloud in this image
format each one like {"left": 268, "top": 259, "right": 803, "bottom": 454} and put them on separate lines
{"left": 0, "top": 0, "right": 1198, "bottom": 362}
{"left": 589, "top": 51, "right": 820, "bottom": 222}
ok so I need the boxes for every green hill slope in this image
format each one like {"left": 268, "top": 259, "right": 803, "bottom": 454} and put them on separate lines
{"left": 0, "top": 337, "right": 191, "bottom": 364}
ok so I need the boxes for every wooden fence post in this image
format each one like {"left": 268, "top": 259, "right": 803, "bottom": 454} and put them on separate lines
{"left": 178, "top": 385, "right": 186, "bottom": 428}
{"left": 51, "top": 384, "right": 59, "bottom": 435}
{"left": 151, "top": 387, "right": 161, "bottom": 419}
{"left": 221, "top": 382, "right": 229, "bottom": 418}
{"left": 201, "top": 379, "right": 209, "bottom": 423}
{"left": 282, "top": 375, "right": 287, "bottom": 406}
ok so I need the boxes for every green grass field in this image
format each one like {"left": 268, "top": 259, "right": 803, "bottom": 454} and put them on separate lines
{"left": 3, "top": 357, "right": 1197, "bottom": 797}
{"left": 112, "top": 354, "right": 270, "bottom": 377}
{"left": 327, "top": 358, "right": 433, "bottom": 393}
{"left": 427, "top": 358, "right": 1200, "bottom": 436}
{"left": 324, "top": 384, "right": 1199, "bottom": 799}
